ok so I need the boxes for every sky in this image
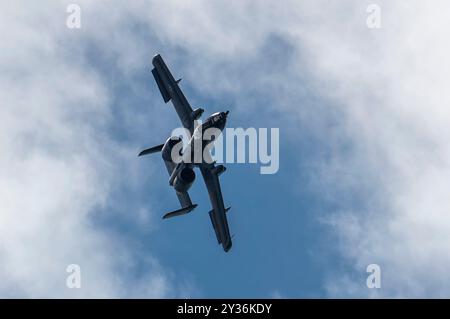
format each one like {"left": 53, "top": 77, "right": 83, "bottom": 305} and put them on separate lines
{"left": 1, "top": 0, "right": 450, "bottom": 298}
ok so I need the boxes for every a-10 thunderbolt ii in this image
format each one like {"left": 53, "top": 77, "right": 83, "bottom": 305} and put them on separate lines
{"left": 138, "top": 54, "right": 232, "bottom": 252}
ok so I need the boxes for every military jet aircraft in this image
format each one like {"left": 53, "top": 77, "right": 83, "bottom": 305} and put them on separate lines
{"left": 138, "top": 54, "right": 232, "bottom": 252}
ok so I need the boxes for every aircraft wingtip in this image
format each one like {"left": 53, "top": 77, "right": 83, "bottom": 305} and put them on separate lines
{"left": 224, "top": 242, "right": 232, "bottom": 252}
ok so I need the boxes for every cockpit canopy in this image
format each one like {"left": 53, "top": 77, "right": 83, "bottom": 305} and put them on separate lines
{"left": 207, "top": 111, "right": 229, "bottom": 124}
{"left": 198, "top": 110, "right": 229, "bottom": 133}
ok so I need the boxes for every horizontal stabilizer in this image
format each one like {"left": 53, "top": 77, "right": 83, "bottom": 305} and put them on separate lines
{"left": 163, "top": 204, "right": 197, "bottom": 219}
{"left": 138, "top": 143, "right": 164, "bottom": 156}
{"left": 151, "top": 67, "right": 171, "bottom": 103}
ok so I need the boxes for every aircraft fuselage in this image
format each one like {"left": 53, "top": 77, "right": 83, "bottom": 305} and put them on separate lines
{"left": 182, "top": 111, "right": 229, "bottom": 165}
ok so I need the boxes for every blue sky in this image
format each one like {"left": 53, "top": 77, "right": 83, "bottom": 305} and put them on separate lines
{"left": 2, "top": 1, "right": 450, "bottom": 298}
{"left": 87, "top": 30, "right": 366, "bottom": 297}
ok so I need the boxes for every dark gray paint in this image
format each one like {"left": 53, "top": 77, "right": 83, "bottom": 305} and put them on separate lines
{"left": 139, "top": 54, "right": 232, "bottom": 252}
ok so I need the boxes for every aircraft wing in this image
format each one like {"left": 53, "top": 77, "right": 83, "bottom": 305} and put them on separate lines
{"left": 151, "top": 54, "right": 200, "bottom": 135}
{"left": 162, "top": 191, "right": 197, "bottom": 219}
{"left": 199, "top": 162, "right": 232, "bottom": 252}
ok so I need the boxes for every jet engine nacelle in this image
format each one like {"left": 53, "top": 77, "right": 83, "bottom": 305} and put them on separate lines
{"left": 173, "top": 167, "right": 196, "bottom": 193}
{"left": 161, "top": 136, "right": 183, "bottom": 163}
